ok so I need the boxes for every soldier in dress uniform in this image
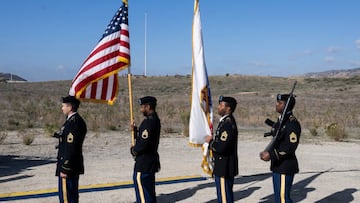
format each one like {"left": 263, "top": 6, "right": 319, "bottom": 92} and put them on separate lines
{"left": 130, "top": 96, "right": 161, "bottom": 203}
{"left": 205, "top": 96, "right": 238, "bottom": 203}
{"left": 260, "top": 94, "right": 301, "bottom": 203}
{"left": 53, "top": 95, "right": 87, "bottom": 203}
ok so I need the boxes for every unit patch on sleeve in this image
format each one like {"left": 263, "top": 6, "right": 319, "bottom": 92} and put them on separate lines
{"left": 142, "top": 129, "right": 149, "bottom": 139}
{"left": 220, "top": 131, "right": 228, "bottom": 141}
{"left": 289, "top": 132, "right": 297, "bottom": 143}
{"left": 67, "top": 133, "right": 74, "bottom": 143}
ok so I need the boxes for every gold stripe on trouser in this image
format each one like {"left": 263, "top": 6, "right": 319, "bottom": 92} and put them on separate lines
{"left": 136, "top": 172, "right": 145, "bottom": 203}
{"left": 220, "top": 177, "right": 227, "bottom": 203}
{"left": 280, "top": 174, "right": 285, "bottom": 203}
{"left": 62, "top": 177, "right": 68, "bottom": 203}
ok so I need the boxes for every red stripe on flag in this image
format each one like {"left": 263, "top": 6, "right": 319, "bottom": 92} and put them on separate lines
{"left": 101, "top": 77, "right": 109, "bottom": 100}
{"left": 78, "top": 51, "right": 120, "bottom": 78}
{"left": 80, "top": 89, "right": 86, "bottom": 98}
{"left": 73, "top": 62, "right": 121, "bottom": 93}
{"left": 84, "top": 37, "right": 121, "bottom": 64}
{"left": 111, "top": 76, "right": 118, "bottom": 99}
{"left": 90, "top": 82, "right": 97, "bottom": 99}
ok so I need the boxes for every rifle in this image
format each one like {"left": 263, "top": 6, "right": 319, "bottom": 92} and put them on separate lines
{"left": 263, "top": 81, "right": 297, "bottom": 152}
{"left": 263, "top": 118, "right": 276, "bottom": 137}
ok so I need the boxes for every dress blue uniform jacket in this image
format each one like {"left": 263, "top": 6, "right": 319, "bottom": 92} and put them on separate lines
{"left": 210, "top": 114, "right": 238, "bottom": 177}
{"left": 133, "top": 112, "right": 161, "bottom": 173}
{"left": 270, "top": 113, "right": 301, "bottom": 174}
{"left": 54, "top": 113, "right": 87, "bottom": 176}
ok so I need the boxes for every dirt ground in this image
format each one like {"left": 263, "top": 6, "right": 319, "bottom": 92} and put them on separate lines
{"left": 0, "top": 131, "right": 359, "bottom": 202}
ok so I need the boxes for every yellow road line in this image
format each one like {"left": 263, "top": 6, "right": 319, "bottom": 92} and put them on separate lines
{"left": 0, "top": 175, "right": 206, "bottom": 199}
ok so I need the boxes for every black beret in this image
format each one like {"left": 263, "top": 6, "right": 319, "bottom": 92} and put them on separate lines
{"left": 277, "top": 94, "right": 290, "bottom": 101}
{"left": 138, "top": 96, "right": 157, "bottom": 105}
{"left": 62, "top": 95, "right": 80, "bottom": 107}
{"left": 277, "top": 94, "right": 296, "bottom": 110}
{"left": 219, "top": 96, "right": 237, "bottom": 111}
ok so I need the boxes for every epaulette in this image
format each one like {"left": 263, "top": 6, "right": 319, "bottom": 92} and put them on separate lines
{"left": 224, "top": 117, "right": 236, "bottom": 129}
{"left": 147, "top": 113, "right": 158, "bottom": 120}
{"left": 289, "top": 115, "right": 297, "bottom": 122}
{"left": 224, "top": 116, "right": 232, "bottom": 123}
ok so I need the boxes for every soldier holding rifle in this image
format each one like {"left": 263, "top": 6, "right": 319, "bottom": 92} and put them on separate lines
{"left": 260, "top": 83, "right": 301, "bottom": 203}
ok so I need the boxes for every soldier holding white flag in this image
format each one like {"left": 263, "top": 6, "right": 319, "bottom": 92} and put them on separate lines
{"left": 205, "top": 96, "right": 238, "bottom": 203}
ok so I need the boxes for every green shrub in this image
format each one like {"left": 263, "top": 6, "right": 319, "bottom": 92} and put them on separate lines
{"left": 106, "top": 124, "right": 118, "bottom": 131}
{"left": 0, "top": 131, "right": 8, "bottom": 144}
{"left": 44, "top": 123, "right": 58, "bottom": 137}
{"left": 162, "top": 126, "right": 177, "bottom": 134}
{"left": 309, "top": 127, "right": 318, "bottom": 137}
{"left": 325, "top": 123, "right": 347, "bottom": 141}
{"left": 22, "top": 133, "right": 35, "bottom": 145}
{"left": 180, "top": 111, "right": 190, "bottom": 137}
{"left": 309, "top": 123, "right": 320, "bottom": 137}
{"left": 8, "top": 119, "right": 20, "bottom": 128}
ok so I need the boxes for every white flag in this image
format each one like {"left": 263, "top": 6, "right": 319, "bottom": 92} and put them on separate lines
{"left": 189, "top": 0, "right": 213, "bottom": 146}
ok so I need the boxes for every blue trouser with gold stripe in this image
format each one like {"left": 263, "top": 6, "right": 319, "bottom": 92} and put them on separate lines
{"left": 272, "top": 173, "right": 294, "bottom": 203}
{"left": 58, "top": 175, "right": 79, "bottom": 203}
{"left": 133, "top": 171, "right": 156, "bottom": 203}
{"left": 214, "top": 175, "right": 234, "bottom": 203}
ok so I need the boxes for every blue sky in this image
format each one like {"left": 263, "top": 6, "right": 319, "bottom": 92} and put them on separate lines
{"left": 1, "top": 0, "right": 360, "bottom": 82}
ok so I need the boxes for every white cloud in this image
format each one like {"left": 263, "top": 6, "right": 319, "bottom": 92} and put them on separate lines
{"left": 355, "top": 39, "right": 360, "bottom": 49}
{"left": 249, "top": 60, "right": 268, "bottom": 67}
{"left": 324, "top": 56, "right": 335, "bottom": 63}
{"left": 302, "top": 50, "right": 313, "bottom": 55}
{"left": 288, "top": 49, "right": 313, "bottom": 61}
{"left": 326, "top": 46, "right": 341, "bottom": 53}
{"left": 56, "top": 65, "right": 65, "bottom": 71}
{"left": 348, "top": 60, "right": 360, "bottom": 66}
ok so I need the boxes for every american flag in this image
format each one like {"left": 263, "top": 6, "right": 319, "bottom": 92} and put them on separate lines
{"left": 69, "top": 0, "right": 130, "bottom": 105}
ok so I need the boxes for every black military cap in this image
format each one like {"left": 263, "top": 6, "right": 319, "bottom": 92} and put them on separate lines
{"left": 62, "top": 95, "right": 80, "bottom": 107}
{"left": 138, "top": 96, "right": 157, "bottom": 105}
{"left": 219, "top": 95, "right": 237, "bottom": 111}
{"left": 277, "top": 94, "right": 291, "bottom": 101}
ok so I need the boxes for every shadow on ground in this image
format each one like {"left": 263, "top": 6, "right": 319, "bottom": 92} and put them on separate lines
{"left": 157, "top": 172, "right": 272, "bottom": 202}
{"left": 259, "top": 169, "right": 359, "bottom": 203}
{"left": 158, "top": 169, "right": 359, "bottom": 203}
{"left": 0, "top": 155, "right": 56, "bottom": 183}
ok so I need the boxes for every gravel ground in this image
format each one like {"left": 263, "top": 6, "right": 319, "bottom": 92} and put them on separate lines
{"left": 0, "top": 131, "right": 359, "bottom": 202}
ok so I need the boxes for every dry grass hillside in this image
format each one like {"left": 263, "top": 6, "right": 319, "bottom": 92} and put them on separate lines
{"left": 1, "top": 74, "right": 360, "bottom": 143}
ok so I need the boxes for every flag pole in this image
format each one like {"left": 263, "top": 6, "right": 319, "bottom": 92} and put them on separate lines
{"left": 128, "top": 69, "right": 135, "bottom": 146}
{"left": 144, "top": 12, "right": 147, "bottom": 76}
{"left": 122, "top": 0, "right": 134, "bottom": 146}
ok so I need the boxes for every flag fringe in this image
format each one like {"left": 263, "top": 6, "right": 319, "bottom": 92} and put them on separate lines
{"left": 188, "top": 142, "right": 203, "bottom": 147}
{"left": 78, "top": 97, "right": 117, "bottom": 105}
